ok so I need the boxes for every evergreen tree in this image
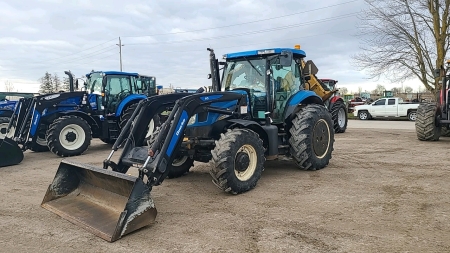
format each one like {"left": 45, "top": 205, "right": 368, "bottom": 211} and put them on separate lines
{"left": 39, "top": 72, "right": 54, "bottom": 94}
{"left": 62, "top": 76, "right": 70, "bottom": 91}
{"left": 53, "top": 73, "right": 61, "bottom": 92}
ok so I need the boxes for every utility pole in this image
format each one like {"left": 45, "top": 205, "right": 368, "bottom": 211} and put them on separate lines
{"left": 116, "top": 37, "right": 124, "bottom": 71}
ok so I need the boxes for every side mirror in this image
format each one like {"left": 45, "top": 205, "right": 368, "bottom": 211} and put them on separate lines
{"left": 433, "top": 69, "right": 441, "bottom": 78}
{"left": 207, "top": 74, "right": 212, "bottom": 79}
{"left": 280, "top": 50, "right": 293, "bottom": 67}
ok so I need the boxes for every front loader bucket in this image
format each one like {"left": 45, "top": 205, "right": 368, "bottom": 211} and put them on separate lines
{"left": 41, "top": 159, "right": 157, "bottom": 242}
{"left": 0, "top": 137, "right": 24, "bottom": 167}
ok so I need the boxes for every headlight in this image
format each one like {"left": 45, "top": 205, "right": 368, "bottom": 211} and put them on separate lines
{"left": 187, "top": 115, "right": 196, "bottom": 125}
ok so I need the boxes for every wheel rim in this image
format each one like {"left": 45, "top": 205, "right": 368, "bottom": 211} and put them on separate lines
{"left": 359, "top": 112, "right": 367, "bottom": 120}
{"left": 36, "top": 136, "right": 47, "bottom": 146}
{"left": 409, "top": 112, "right": 416, "bottom": 121}
{"left": 0, "top": 123, "right": 14, "bottom": 139}
{"left": 172, "top": 156, "right": 188, "bottom": 166}
{"left": 145, "top": 119, "right": 155, "bottom": 139}
{"left": 58, "top": 124, "right": 85, "bottom": 150}
{"left": 234, "top": 144, "right": 257, "bottom": 181}
{"left": 312, "top": 119, "right": 330, "bottom": 158}
{"left": 338, "top": 107, "right": 346, "bottom": 127}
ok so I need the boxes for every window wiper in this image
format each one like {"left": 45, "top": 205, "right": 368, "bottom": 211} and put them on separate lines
{"left": 243, "top": 57, "right": 262, "bottom": 76}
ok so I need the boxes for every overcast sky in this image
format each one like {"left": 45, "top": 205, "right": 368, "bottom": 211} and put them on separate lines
{"left": 0, "top": 0, "right": 424, "bottom": 93}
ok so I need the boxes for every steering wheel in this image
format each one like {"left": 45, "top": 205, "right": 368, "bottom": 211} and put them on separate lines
{"left": 116, "top": 90, "right": 130, "bottom": 100}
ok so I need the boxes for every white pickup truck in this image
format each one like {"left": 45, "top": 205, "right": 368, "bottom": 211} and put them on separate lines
{"left": 353, "top": 97, "right": 420, "bottom": 121}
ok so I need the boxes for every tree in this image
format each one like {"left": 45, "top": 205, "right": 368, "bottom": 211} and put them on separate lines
{"left": 39, "top": 72, "right": 54, "bottom": 94}
{"left": 357, "top": 86, "right": 363, "bottom": 94}
{"left": 392, "top": 87, "right": 402, "bottom": 94}
{"left": 404, "top": 86, "right": 414, "bottom": 93}
{"left": 4, "top": 80, "right": 14, "bottom": 92}
{"left": 352, "top": 0, "right": 450, "bottom": 95}
{"left": 62, "top": 76, "right": 70, "bottom": 91}
{"left": 339, "top": 87, "right": 348, "bottom": 94}
{"left": 53, "top": 73, "right": 61, "bottom": 92}
{"left": 372, "top": 84, "right": 386, "bottom": 95}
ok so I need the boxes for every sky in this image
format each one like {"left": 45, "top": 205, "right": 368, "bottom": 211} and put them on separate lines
{"left": 0, "top": 0, "right": 425, "bottom": 93}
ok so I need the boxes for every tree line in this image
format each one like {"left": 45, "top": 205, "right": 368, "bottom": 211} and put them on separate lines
{"left": 38, "top": 72, "right": 71, "bottom": 94}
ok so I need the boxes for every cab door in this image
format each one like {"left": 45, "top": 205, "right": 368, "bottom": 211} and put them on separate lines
{"left": 369, "top": 98, "right": 387, "bottom": 116}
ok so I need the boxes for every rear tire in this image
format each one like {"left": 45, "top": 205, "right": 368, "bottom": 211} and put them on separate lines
{"left": 442, "top": 126, "right": 450, "bottom": 137}
{"left": 415, "top": 102, "right": 440, "bottom": 141}
{"left": 289, "top": 104, "right": 334, "bottom": 170}
{"left": 407, "top": 110, "right": 417, "bottom": 121}
{"left": 46, "top": 115, "right": 92, "bottom": 157}
{"left": 330, "top": 100, "right": 347, "bottom": 133}
{"left": 210, "top": 128, "right": 265, "bottom": 194}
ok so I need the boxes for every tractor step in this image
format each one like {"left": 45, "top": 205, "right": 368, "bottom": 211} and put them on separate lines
{"left": 107, "top": 120, "right": 120, "bottom": 139}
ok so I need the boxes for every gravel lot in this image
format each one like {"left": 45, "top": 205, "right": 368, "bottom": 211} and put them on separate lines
{"left": 1, "top": 119, "right": 449, "bottom": 253}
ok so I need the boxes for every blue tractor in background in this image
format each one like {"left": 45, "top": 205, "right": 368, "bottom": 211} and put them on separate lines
{"left": 0, "top": 70, "right": 159, "bottom": 167}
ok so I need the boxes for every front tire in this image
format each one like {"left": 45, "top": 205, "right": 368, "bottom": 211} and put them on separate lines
{"left": 415, "top": 102, "right": 440, "bottom": 141}
{"left": 330, "top": 100, "right": 348, "bottom": 133}
{"left": 407, "top": 110, "right": 417, "bottom": 121}
{"left": 46, "top": 115, "right": 92, "bottom": 157}
{"left": 358, "top": 110, "right": 370, "bottom": 120}
{"left": 210, "top": 128, "right": 265, "bottom": 194}
{"left": 289, "top": 104, "right": 334, "bottom": 170}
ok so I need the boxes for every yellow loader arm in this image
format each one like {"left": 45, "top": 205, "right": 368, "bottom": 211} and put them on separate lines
{"left": 300, "top": 59, "right": 336, "bottom": 102}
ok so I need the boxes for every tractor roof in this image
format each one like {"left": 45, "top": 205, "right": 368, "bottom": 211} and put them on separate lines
{"left": 85, "top": 71, "right": 139, "bottom": 77}
{"left": 224, "top": 48, "right": 306, "bottom": 59}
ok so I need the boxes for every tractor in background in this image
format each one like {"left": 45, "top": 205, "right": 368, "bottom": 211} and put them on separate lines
{"left": 0, "top": 70, "right": 158, "bottom": 167}
{"left": 295, "top": 47, "right": 347, "bottom": 133}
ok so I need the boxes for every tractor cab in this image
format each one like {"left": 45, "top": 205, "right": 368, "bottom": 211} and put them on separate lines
{"left": 219, "top": 48, "right": 309, "bottom": 123}
{"left": 86, "top": 71, "right": 140, "bottom": 116}
{"left": 137, "top": 75, "right": 157, "bottom": 96}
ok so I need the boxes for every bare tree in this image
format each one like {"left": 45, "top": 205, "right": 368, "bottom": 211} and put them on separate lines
{"left": 392, "top": 87, "right": 402, "bottom": 94}
{"left": 404, "top": 86, "right": 414, "bottom": 93}
{"left": 339, "top": 87, "right": 348, "bottom": 94}
{"left": 4, "top": 80, "right": 14, "bottom": 92}
{"left": 352, "top": 0, "right": 450, "bottom": 95}
{"left": 372, "top": 84, "right": 386, "bottom": 95}
{"left": 357, "top": 86, "right": 363, "bottom": 94}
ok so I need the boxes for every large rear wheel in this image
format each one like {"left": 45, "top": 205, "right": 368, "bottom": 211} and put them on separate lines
{"left": 46, "top": 115, "right": 92, "bottom": 157}
{"left": 289, "top": 104, "right": 334, "bottom": 170}
{"left": 330, "top": 100, "right": 347, "bottom": 133}
{"left": 415, "top": 102, "right": 441, "bottom": 141}
{"left": 210, "top": 128, "right": 265, "bottom": 194}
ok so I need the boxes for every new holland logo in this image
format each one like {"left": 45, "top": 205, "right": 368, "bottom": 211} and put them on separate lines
{"left": 176, "top": 118, "right": 186, "bottom": 136}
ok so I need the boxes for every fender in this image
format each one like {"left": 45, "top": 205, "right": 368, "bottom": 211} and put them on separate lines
{"left": 330, "top": 96, "right": 343, "bottom": 104}
{"left": 115, "top": 94, "right": 148, "bottom": 117}
{"left": 226, "top": 119, "right": 274, "bottom": 155}
{"left": 55, "top": 111, "right": 100, "bottom": 131}
{"left": 283, "top": 90, "right": 323, "bottom": 120}
{"left": 0, "top": 109, "right": 12, "bottom": 118}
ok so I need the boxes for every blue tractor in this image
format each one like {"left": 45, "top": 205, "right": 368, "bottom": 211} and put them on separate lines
{"left": 40, "top": 47, "right": 335, "bottom": 242}
{"left": 0, "top": 70, "right": 159, "bottom": 167}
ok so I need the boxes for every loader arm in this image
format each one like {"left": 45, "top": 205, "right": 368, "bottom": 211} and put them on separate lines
{"left": 139, "top": 92, "right": 247, "bottom": 189}
{"left": 300, "top": 59, "right": 335, "bottom": 102}
{"left": 103, "top": 92, "right": 196, "bottom": 172}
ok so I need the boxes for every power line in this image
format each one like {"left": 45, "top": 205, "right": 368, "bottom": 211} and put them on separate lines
{"left": 121, "top": 0, "right": 361, "bottom": 38}
{"left": 124, "top": 12, "right": 359, "bottom": 46}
